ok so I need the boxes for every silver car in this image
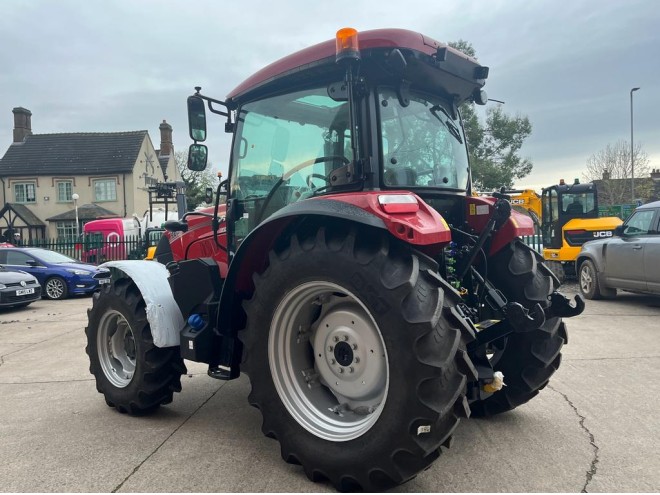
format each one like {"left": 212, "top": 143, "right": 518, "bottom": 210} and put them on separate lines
{"left": 577, "top": 200, "right": 660, "bottom": 299}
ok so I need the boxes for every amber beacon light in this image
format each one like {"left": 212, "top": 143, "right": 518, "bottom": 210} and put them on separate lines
{"left": 335, "top": 27, "right": 360, "bottom": 62}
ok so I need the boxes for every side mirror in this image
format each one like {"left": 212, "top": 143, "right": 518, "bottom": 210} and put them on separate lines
{"left": 188, "top": 144, "right": 208, "bottom": 171}
{"left": 187, "top": 96, "right": 207, "bottom": 142}
{"left": 614, "top": 225, "right": 624, "bottom": 236}
{"left": 204, "top": 187, "right": 214, "bottom": 204}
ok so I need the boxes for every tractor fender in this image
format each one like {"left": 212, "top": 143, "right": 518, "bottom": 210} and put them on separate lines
{"left": 219, "top": 196, "right": 441, "bottom": 337}
{"left": 100, "top": 260, "right": 185, "bottom": 348}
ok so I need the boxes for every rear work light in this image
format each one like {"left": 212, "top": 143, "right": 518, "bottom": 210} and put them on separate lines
{"left": 565, "top": 230, "right": 586, "bottom": 236}
{"left": 378, "top": 194, "right": 419, "bottom": 214}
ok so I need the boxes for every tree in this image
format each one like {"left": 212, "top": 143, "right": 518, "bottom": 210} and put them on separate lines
{"left": 175, "top": 150, "right": 222, "bottom": 210}
{"left": 448, "top": 41, "right": 534, "bottom": 190}
{"left": 583, "top": 139, "right": 651, "bottom": 205}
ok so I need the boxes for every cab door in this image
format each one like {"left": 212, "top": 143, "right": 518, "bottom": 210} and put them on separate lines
{"left": 604, "top": 209, "right": 655, "bottom": 291}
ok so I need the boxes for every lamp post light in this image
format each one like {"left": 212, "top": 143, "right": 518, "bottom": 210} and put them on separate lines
{"left": 72, "top": 193, "right": 80, "bottom": 239}
{"left": 630, "top": 87, "right": 640, "bottom": 203}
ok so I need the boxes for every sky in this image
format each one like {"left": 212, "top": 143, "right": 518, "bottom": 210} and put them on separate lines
{"left": 1, "top": 0, "right": 659, "bottom": 191}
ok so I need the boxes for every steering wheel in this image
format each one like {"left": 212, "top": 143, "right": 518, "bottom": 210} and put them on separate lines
{"left": 256, "top": 155, "right": 350, "bottom": 224}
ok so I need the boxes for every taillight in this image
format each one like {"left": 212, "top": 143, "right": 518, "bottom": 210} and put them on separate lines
{"left": 378, "top": 194, "right": 419, "bottom": 214}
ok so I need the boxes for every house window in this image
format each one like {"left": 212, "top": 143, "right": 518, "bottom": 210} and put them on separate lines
{"left": 14, "top": 183, "right": 36, "bottom": 203}
{"left": 94, "top": 179, "right": 117, "bottom": 202}
{"left": 56, "top": 221, "right": 77, "bottom": 240}
{"left": 57, "top": 181, "right": 73, "bottom": 202}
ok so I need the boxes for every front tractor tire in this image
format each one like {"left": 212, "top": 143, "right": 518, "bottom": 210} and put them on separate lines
{"left": 241, "top": 226, "right": 476, "bottom": 491}
{"left": 85, "top": 279, "right": 186, "bottom": 415}
{"left": 470, "top": 240, "right": 568, "bottom": 417}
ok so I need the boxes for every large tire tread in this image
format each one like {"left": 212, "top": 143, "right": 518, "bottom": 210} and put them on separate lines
{"left": 471, "top": 240, "right": 567, "bottom": 417}
{"left": 241, "top": 224, "right": 475, "bottom": 491}
{"left": 85, "top": 279, "right": 186, "bottom": 415}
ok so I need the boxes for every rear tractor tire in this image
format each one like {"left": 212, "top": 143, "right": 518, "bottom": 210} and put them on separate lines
{"left": 85, "top": 278, "right": 186, "bottom": 415}
{"left": 470, "top": 240, "right": 568, "bottom": 417}
{"left": 241, "top": 226, "right": 476, "bottom": 491}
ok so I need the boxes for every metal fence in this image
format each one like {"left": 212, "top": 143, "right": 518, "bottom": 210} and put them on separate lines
{"left": 18, "top": 235, "right": 145, "bottom": 264}
{"left": 520, "top": 224, "right": 543, "bottom": 254}
{"left": 18, "top": 230, "right": 543, "bottom": 265}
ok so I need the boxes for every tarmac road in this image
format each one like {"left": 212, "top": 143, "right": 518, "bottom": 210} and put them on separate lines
{"left": 0, "top": 287, "right": 658, "bottom": 492}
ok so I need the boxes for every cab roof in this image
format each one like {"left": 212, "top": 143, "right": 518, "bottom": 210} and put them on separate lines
{"left": 226, "top": 28, "right": 486, "bottom": 105}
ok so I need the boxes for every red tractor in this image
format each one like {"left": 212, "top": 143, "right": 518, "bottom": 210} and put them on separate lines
{"left": 85, "top": 28, "right": 583, "bottom": 491}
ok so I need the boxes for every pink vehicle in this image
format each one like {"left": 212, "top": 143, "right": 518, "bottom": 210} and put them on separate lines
{"left": 82, "top": 217, "right": 141, "bottom": 263}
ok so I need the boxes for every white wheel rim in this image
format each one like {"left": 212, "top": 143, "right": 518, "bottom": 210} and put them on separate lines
{"left": 269, "top": 281, "right": 389, "bottom": 442}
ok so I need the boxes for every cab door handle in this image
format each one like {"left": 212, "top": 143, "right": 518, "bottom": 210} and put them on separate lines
{"left": 632, "top": 245, "right": 643, "bottom": 250}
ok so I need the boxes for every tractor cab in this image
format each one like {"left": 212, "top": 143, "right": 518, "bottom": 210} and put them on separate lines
{"left": 186, "top": 28, "right": 489, "bottom": 254}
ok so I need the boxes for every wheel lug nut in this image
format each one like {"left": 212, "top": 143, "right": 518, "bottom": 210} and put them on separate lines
{"left": 330, "top": 359, "right": 336, "bottom": 365}
{"left": 338, "top": 367, "right": 344, "bottom": 374}
{"left": 354, "top": 357, "right": 360, "bottom": 363}
{"left": 349, "top": 367, "right": 354, "bottom": 373}
{"left": 333, "top": 336, "right": 339, "bottom": 342}
{"left": 352, "top": 344, "right": 357, "bottom": 350}
{"left": 343, "top": 335, "right": 349, "bottom": 341}
{"left": 328, "top": 346, "right": 334, "bottom": 352}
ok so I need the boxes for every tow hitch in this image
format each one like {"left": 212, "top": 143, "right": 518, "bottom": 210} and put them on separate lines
{"left": 545, "top": 292, "right": 585, "bottom": 318}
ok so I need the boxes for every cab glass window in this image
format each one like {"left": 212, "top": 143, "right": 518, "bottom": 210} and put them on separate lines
{"left": 379, "top": 89, "right": 469, "bottom": 190}
{"left": 230, "top": 87, "right": 352, "bottom": 239}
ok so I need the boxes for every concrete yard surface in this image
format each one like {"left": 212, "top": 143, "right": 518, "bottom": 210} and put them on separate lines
{"left": 0, "top": 289, "right": 658, "bottom": 492}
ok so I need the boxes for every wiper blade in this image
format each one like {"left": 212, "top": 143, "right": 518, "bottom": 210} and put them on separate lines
{"left": 430, "top": 105, "right": 463, "bottom": 144}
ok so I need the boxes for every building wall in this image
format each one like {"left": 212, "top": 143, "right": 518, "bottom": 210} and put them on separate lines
{"left": 130, "top": 136, "right": 178, "bottom": 219}
{"left": 3, "top": 173, "right": 126, "bottom": 238}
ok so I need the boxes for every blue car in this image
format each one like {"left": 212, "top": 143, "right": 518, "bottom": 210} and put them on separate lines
{"left": 0, "top": 247, "right": 111, "bottom": 300}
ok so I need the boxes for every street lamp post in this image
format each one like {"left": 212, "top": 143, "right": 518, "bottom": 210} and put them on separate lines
{"left": 72, "top": 193, "right": 80, "bottom": 239}
{"left": 630, "top": 87, "right": 640, "bottom": 203}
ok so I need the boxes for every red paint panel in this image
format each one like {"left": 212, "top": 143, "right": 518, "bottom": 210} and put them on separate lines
{"left": 227, "top": 29, "right": 470, "bottom": 102}
{"left": 315, "top": 191, "right": 451, "bottom": 246}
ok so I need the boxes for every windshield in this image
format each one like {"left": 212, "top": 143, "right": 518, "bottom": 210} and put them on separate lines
{"left": 561, "top": 191, "right": 596, "bottom": 216}
{"left": 27, "top": 249, "right": 78, "bottom": 264}
{"left": 379, "top": 88, "right": 469, "bottom": 190}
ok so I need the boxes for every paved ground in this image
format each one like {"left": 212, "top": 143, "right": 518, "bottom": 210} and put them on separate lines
{"left": 0, "top": 287, "right": 658, "bottom": 492}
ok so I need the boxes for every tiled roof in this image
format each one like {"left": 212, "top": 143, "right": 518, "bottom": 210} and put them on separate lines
{"left": 0, "top": 131, "right": 148, "bottom": 177}
{"left": 0, "top": 203, "right": 46, "bottom": 226}
{"left": 45, "top": 203, "right": 118, "bottom": 221}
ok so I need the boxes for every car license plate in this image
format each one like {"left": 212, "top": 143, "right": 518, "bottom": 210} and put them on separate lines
{"left": 16, "top": 288, "right": 35, "bottom": 296}
{"left": 98, "top": 278, "right": 111, "bottom": 285}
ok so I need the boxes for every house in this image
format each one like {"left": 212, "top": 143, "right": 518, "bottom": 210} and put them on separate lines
{"left": 0, "top": 107, "right": 180, "bottom": 241}
{"left": 593, "top": 169, "right": 660, "bottom": 208}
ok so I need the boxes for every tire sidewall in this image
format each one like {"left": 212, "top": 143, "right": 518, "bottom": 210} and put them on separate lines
{"left": 87, "top": 285, "right": 150, "bottom": 405}
{"left": 244, "top": 241, "right": 448, "bottom": 465}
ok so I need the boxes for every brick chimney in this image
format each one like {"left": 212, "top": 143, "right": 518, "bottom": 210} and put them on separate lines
{"left": 651, "top": 168, "right": 660, "bottom": 180}
{"left": 159, "top": 120, "right": 173, "bottom": 156}
{"left": 602, "top": 170, "right": 610, "bottom": 180}
{"left": 12, "top": 107, "right": 32, "bottom": 143}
